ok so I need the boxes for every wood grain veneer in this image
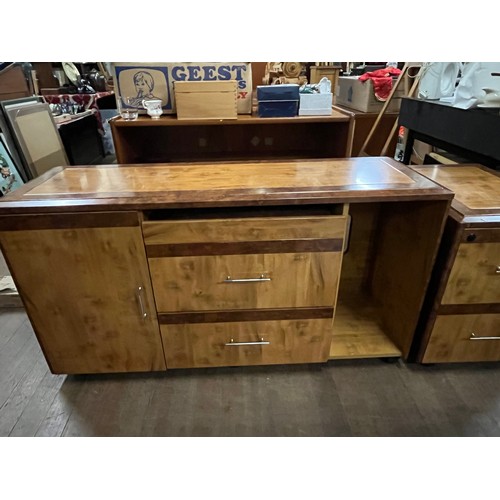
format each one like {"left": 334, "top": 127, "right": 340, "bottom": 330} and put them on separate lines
{"left": 330, "top": 299, "right": 401, "bottom": 359}
{"left": 158, "top": 307, "right": 334, "bottom": 324}
{"left": 422, "top": 314, "right": 500, "bottom": 363}
{"left": 412, "top": 164, "right": 500, "bottom": 363}
{"left": 413, "top": 166, "right": 500, "bottom": 210}
{"left": 149, "top": 252, "right": 342, "bottom": 312}
{"left": 142, "top": 216, "right": 347, "bottom": 245}
{"left": 0, "top": 226, "right": 166, "bottom": 374}
{"left": 161, "top": 318, "right": 333, "bottom": 368}
{"left": 441, "top": 242, "right": 500, "bottom": 304}
{"left": 0, "top": 158, "right": 453, "bottom": 215}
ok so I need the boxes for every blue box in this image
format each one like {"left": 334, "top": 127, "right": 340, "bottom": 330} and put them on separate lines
{"left": 257, "top": 100, "right": 298, "bottom": 118}
{"left": 256, "top": 84, "right": 300, "bottom": 101}
{"left": 256, "top": 84, "right": 299, "bottom": 117}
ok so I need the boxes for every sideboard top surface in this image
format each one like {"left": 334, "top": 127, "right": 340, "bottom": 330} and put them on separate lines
{"left": 0, "top": 157, "right": 453, "bottom": 214}
{"left": 413, "top": 164, "right": 500, "bottom": 222}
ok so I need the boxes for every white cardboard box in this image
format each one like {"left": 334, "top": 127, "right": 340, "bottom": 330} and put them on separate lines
{"left": 298, "top": 93, "right": 333, "bottom": 116}
{"left": 336, "top": 76, "right": 403, "bottom": 113}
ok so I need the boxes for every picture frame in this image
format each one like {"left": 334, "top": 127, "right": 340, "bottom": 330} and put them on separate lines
{"left": 0, "top": 136, "right": 24, "bottom": 197}
{"left": 5, "top": 102, "right": 68, "bottom": 178}
{"left": 0, "top": 96, "right": 44, "bottom": 181}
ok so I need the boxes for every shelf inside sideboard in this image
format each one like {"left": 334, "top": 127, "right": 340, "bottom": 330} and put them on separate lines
{"left": 330, "top": 297, "right": 402, "bottom": 360}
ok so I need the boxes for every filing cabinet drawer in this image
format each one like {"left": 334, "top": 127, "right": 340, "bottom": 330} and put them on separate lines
{"left": 442, "top": 242, "right": 500, "bottom": 304}
{"left": 423, "top": 314, "right": 500, "bottom": 363}
{"left": 142, "top": 215, "right": 347, "bottom": 245}
{"left": 149, "top": 252, "right": 342, "bottom": 312}
{"left": 162, "top": 318, "right": 333, "bottom": 368}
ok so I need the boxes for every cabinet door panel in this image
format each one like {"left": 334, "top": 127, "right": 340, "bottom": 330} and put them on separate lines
{"left": 0, "top": 226, "right": 166, "bottom": 374}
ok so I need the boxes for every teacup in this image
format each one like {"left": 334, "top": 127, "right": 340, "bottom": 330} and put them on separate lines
{"left": 142, "top": 99, "right": 163, "bottom": 119}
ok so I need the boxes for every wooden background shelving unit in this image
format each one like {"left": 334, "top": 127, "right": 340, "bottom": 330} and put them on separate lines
{"left": 110, "top": 111, "right": 353, "bottom": 164}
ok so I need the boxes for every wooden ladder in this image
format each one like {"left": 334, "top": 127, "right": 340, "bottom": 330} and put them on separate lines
{"left": 357, "top": 63, "right": 423, "bottom": 157}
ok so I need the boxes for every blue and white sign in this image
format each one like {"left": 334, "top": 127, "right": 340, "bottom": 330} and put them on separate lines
{"left": 113, "top": 62, "right": 252, "bottom": 114}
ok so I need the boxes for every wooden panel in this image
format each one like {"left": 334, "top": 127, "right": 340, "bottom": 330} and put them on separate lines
{"left": 142, "top": 216, "right": 347, "bottom": 244}
{"left": 149, "top": 252, "right": 341, "bottom": 312}
{"left": 27, "top": 159, "right": 415, "bottom": 196}
{"left": 439, "top": 304, "right": 500, "bottom": 315}
{"left": 175, "top": 81, "right": 238, "bottom": 121}
{"left": 330, "top": 299, "right": 401, "bottom": 359}
{"left": 0, "top": 158, "right": 453, "bottom": 215}
{"left": 146, "top": 239, "right": 343, "bottom": 257}
{"left": 0, "top": 226, "right": 166, "bottom": 374}
{"left": 162, "top": 319, "right": 332, "bottom": 368}
{"left": 371, "top": 200, "right": 450, "bottom": 358}
{"left": 0, "top": 211, "right": 139, "bottom": 231}
{"left": 413, "top": 166, "right": 500, "bottom": 211}
{"left": 158, "top": 307, "right": 334, "bottom": 324}
{"left": 423, "top": 314, "right": 500, "bottom": 363}
{"left": 442, "top": 242, "right": 500, "bottom": 304}
{"left": 110, "top": 112, "right": 350, "bottom": 127}
{"left": 461, "top": 229, "right": 500, "bottom": 243}
{"left": 337, "top": 203, "right": 380, "bottom": 297}
{"left": 0, "top": 64, "right": 30, "bottom": 99}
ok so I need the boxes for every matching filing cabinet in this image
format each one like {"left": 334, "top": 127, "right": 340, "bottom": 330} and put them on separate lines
{"left": 414, "top": 164, "right": 500, "bottom": 363}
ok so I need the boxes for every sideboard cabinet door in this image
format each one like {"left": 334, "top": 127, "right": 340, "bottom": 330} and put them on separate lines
{"left": 0, "top": 221, "right": 166, "bottom": 374}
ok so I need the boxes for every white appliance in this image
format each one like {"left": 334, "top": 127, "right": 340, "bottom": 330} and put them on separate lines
{"left": 418, "top": 62, "right": 461, "bottom": 100}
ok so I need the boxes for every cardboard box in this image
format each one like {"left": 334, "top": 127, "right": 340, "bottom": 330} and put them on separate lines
{"left": 112, "top": 63, "right": 252, "bottom": 115}
{"left": 336, "top": 76, "right": 404, "bottom": 113}
{"left": 174, "top": 81, "right": 238, "bottom": 120}
{"left": 298, "top": 93, "right": 333, "bottom": 116}
{"left": 257, "top": 84, "right": 299, "bottom": 117}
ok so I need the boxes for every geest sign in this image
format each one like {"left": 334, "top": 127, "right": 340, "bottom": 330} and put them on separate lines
{"left": 113, "top": 62, "right": 252, "bottom": 114}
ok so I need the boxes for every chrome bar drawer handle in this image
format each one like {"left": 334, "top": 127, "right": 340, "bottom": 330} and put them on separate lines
{"left": 223, "top": 274, "right": 271, "bottom": 283}
{"left": 225, "top": 338, "right": 271, "bottom": 346}
{"left": 469, "top": 332, "right": 500, "bottom": 341}
{"left": 136, "top": 286, "right": 147, "bottom": 320}
{"left": 495, "top": 266, "right": 500, "bottom": 274}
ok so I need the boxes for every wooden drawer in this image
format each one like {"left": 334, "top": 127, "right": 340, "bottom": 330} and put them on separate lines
{"left": 442, "top": 241, "right": 500, "bottom": 304}
{"left": 423, "top": 314, "right": 500, "bottom": 363}
{"left": 142, "top": 215, "right": 347, "bottom": 245}
{"left": 149, "top": 252, "right": 341, "bottom": 312}
{"left": 162, "top": 318, "right": 333, "bottom": 368}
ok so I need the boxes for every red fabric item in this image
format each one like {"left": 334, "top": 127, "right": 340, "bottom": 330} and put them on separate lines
{"left": 358, "top": 67, "right": 402, "bottom": 101}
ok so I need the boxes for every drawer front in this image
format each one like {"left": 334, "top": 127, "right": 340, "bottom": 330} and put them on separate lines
{"left": 149, "top": 252, "right": 341, "bottom": 312}
{"left": 142, "top": 215, "right": 347, "bottom": 245}
{"left": 423, "top": 314, "right": 500, "bottom": 363}
{"left": 442, "top": 242, "right": 500, "bottom": 304}
{"left": 162, "top": 319, "right": 333, "bottom": 368}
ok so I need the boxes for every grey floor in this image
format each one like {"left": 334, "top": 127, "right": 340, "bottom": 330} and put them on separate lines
{"left": 2, "top": 307, "right": 500, "bottom": 437}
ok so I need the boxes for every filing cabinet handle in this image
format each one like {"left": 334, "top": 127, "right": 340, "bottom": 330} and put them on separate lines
{"left": 495, "top": 266, "right": 500, "bottom": 274}
{"left": 136, "top": 286, "right": 147, "bottom": 320}
{"left": 225, "top": 338, "right": 270, "bottom": 346}
{"left": 223, "top": 275, "right": 271, "bottom": 283}
{"left": 469, "top": 332, "right": 500, "bottom": 341}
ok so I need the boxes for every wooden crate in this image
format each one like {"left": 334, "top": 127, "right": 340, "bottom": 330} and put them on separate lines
{"left": 174, "top": 81, "right": 238, "bottom": 120}
{"left": 310, "top": 65, "right": 341, "bottom": 95}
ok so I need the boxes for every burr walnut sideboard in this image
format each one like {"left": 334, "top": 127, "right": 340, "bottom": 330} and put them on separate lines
{"left": 412, "top": 164, "right": 500, "bottom": 363}
{"left": 0, "top": 157, "right": 453, "bottom": 374}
